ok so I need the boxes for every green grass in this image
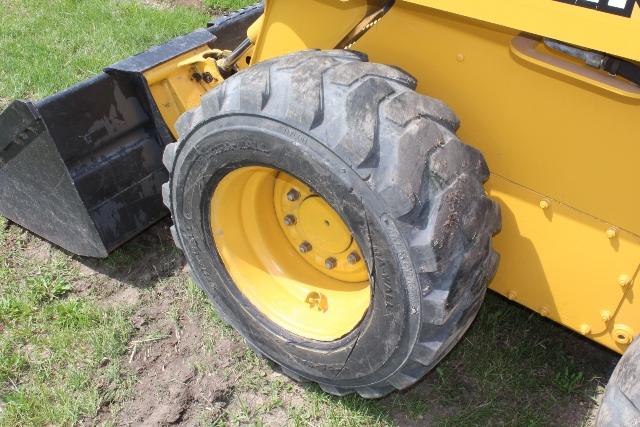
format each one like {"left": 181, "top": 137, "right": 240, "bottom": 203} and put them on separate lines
{"left": 0, "top": 0, "right": 210, "bottom": 101}
{"left": 0, "top": 0, "right": 212, "bottom": 424}
{"left": 183, "top": 279, "right": 395, "bottom": 426}
{"left": 421, "top": 295, "right": 587, "bottom": 426}
{"left": 203, "top": 0, "right": 256, "bottom": 11}
{"left": 181, "top": 276, "right": 611, "bottom": 426}
{"left": 0, "top": 242, "right": 134, "bottom": 426}
{"left": 0, "top": 217, "right": 6, "bottom": 246}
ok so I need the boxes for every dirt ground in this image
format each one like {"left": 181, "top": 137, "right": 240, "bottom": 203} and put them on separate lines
{"left": 75, "top": 222, "right": 232, "bottom": 425}
{"left": 3, "top": 215, "right": 615, "bottom": 426}
{"left": 66, "top": 220, "right": 305, "bottom": 426}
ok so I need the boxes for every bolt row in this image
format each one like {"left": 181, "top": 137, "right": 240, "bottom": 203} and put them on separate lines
{"left": 297, "top": 240, "right": 360, "bottom": 269}
{"left": 285, "top": 187, "right": 361, "bottom": 270}
{"left": 540, "top": 199, "right": 622, "bottom": 240}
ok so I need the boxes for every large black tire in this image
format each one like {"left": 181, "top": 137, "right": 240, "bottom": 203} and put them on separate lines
{"left": 162, "top": 49, "right": 501, "bottom": 398}
{"left": 597, "top": 338, "right": 640, "bottom": 426}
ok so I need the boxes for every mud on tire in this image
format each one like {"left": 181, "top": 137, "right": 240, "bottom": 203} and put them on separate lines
{"left": 162, "top": 49, "right": 501, "bottom": 398}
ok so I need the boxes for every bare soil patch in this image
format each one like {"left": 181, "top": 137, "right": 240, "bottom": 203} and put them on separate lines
{"left": 2, "top": 216, "right": 618, "bottom": 426}
{"left": 110, "top": 290, "right": 231, "bottom": 425}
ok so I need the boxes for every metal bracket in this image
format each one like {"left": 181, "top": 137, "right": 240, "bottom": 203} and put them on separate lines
{"left": 335, "top": 0, "right": 395, "bottom": 50}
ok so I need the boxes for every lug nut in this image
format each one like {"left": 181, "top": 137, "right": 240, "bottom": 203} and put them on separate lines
{"left": 618, "top": 274, "right": 632, "bottom": 288}
{"left": 580, "top": 324, "right": 591, "bottom": 336}
{"left": 202, "top": 72, "right": 215, "bottom": 84}
{"left": 299, "top": 241, "right": 312, "bottom": 253}
{"left": 287, "top": 189, "right": 300, "bottom": 202}
{"left": 347, "top": 252, "right": 361, "bottom": 265}
{"left": 325, "top": 257, "right": 337, "bottom": 270}
{"left": 284, "top": 215, "right": 297, "bottom": 226}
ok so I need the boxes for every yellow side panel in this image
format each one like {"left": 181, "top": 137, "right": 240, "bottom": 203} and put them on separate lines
{"left": 406, "top": 0, "right": 640, "bottom": 62}
{"left": 256, "top": 1, "right": 640, "bottom": 352}
{"left": 488, "top": 175, "right": 639, "bottom": 353}
{"left": 355, "top": 6, "right": 640, "bottom": 352}
{"left": 358, "top": 7, "right": 640, "bottom": 237}
{"left": 253, "top": 0, "right": 373, "bottom": 61}
{"left": 613, "top": 289, "right": 639, "bottom": 347}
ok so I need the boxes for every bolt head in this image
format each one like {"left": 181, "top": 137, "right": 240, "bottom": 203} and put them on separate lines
{"left": 202, "top": 72, "right": 215, "bottom": 84}
{"left": 299, "top": 241, "right": 312, "bottom": 253}
{"left": 613, "top": 325, "right": 634, "bottom": 345}
{"left": 618, "top": 274, "right": 632, "bottom": 287}
{"left": 601, "top": 310, "right": 612, "bottom": 322}
{"left": 284, "top": 215, "right": 297, "bottom": 226}
{"left": 580, "top": 324, "right": 591, "bottom": 336}
{"left": 287, "top": 189, "right": 300, "bottom": 202}
{"left": 539, "top": 200, "right": 550, "bottom": 210}
{"left": 324, "top": 257, "right": 337, "bottom": 270}
{"left": 347, "top": 252, "right": 361, "bottom": 265}
{"left": 606, "top": 227, "right": 618, "bottom": 239}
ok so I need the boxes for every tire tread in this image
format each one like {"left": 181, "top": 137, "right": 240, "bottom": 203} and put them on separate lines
{"left": 162, "top": 49, "right": 501, "bottom": 398}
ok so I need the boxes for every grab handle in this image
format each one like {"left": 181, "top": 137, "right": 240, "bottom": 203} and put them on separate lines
{"left": 510, "top": 34, "right": 640, "bottom": 100}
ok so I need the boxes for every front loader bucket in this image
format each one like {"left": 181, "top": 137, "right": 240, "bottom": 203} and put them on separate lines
{"left": 0, "top": 73, "right": 170, "bottom": 258}
{"left": 0, "top": 4, "right": 263, "bottom": 257}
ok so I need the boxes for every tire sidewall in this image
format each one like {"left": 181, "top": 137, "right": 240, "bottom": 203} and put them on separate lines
{"left": 170, "top": 114, "right": 423, "bottom": 387}
{"left": 597, "top": 338, "right": 640, "bottom": 426}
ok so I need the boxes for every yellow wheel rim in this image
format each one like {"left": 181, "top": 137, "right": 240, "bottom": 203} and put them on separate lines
{"left": 210, "top": 166, "right": 371, "bottom": 341}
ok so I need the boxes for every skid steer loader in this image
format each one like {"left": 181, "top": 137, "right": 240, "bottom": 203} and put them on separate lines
{"left": 1, "top": 1, "right": 639, "bottom": 423}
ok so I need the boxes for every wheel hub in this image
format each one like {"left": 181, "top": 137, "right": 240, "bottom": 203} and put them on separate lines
{"left": 210, "top": 166, "right": 371, "bottom": 341}
{"left": 273, "top": 173, "right": 368, "bottom": 283}
{"left": 298, "top": 197, "right": 352, "bottom": 253}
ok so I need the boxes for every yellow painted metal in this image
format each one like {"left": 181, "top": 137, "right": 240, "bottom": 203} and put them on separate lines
{"left": 144, "top": 46, "right": 228, "bottom": 138}
{"left": 273, "top": 173, "right": 368, "bottom": 282}
{"left": 249, "top": 0, "right": 640, "bottom": 352}
{"left": 611, "top": 276, "right": 637, "bottom": 348}
{"left": 351, "top": 7, "right": 640, "bottom": 238}
{"left": 510, "top": 35, "right": 640, "bottom": 100}
{"left": 252, "top": 0, "right": 379, "bottom": 61}
{"left": 138, "top": 0, "right": 640, "bottom": 352}
{"left": 487, "top": 175, "right": 640, "bottom": 352}
{"left": 247, "top": 14, "right": 264, "bottom": 43}
{"left": 210, "top": 166, "right": 371, "bottom": 341}
{"left": 406, "top": 0, "right": 640, "bottom": 62}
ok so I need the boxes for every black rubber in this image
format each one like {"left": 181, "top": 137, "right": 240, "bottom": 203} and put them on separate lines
{"left": 206, "top": 2, "right": 263, "bottom": 50}
{"left": 162, "top": 49, "right": 501, "bottom": 398}
{"left": 597, "top": 338, "right": 640, "bottom": 426}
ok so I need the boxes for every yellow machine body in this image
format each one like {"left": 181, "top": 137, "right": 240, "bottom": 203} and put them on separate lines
{"left": 146, "top": 0, "right": 640, "bottom": 353}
